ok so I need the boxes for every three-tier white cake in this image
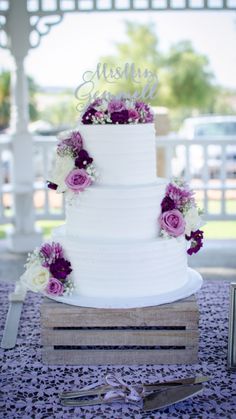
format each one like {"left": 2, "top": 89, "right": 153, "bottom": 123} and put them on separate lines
{"left": 53, "top": 123, "right": 189, "bottom": 301}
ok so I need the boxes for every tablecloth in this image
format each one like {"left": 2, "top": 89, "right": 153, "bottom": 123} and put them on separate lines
{"left": 0, "top": 280, "right": 236, "bottom": 419}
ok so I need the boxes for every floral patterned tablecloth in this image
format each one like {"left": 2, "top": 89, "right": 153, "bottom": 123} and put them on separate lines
{"left": 0, "top": 280, "right": 236, "bottom": 419}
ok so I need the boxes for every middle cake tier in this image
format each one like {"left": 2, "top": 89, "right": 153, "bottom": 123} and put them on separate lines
{"left": 66, "top": 178, "right": 167, "bottom": 240}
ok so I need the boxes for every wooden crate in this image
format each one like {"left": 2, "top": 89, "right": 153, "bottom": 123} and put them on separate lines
{"left": 40, "top": 295, "right": 199, "bottom": 365}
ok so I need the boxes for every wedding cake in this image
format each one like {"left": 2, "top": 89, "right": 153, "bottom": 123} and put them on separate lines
{"left": 20, "top": 97, "right": 204, "bottom": 307}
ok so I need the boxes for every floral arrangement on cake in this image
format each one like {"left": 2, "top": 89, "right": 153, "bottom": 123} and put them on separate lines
{"left": 20, "top": 242, "right": 74, "bottom": 296}
{"left": 47, "top": 130, "right": 97, "bottom": 194}
{"left": 159, "top": 179, "right": 204, "bottom": 255}
{"left": 81, "top": 97, "right": 154, "bottom": 125}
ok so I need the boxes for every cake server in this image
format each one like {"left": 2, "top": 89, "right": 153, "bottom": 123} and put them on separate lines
{"left": 143, "top": 383, "right": 203, "bottom": 412}
{"left": 1, "top": 281, "right": 27, "bottom": 349}
{"left": 59, "top": 375, "right": 210, "bottom": 399}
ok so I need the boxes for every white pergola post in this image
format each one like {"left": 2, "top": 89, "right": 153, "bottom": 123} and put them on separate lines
{"left": 6, "top": 0, "right": 42, "bottom": 252}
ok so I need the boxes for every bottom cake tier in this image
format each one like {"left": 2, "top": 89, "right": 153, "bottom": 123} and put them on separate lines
{"left": 53, "top": 226, "right": 188, "bottom": 299}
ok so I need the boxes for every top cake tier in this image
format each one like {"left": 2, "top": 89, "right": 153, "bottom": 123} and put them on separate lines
{"left": 77, "top": 123, "right": 157, "bottom": 186}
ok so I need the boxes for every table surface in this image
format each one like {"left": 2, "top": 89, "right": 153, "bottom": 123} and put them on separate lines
{"left": 0, "top": 280, "right": 236, "bottom": 419}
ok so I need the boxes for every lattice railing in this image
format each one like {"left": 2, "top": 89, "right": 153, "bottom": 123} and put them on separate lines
{"left": 1, "top": 0, "right": 236, "bottom": 15}
{"left": 0, "top": 134, "right": 236, "bottom": 226}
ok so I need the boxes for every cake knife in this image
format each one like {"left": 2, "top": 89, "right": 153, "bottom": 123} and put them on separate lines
{"left": 1, "top": 281, "right": 27, "bottom": 349}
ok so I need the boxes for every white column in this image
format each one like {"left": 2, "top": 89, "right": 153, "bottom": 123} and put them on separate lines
{"left": 6, "top": 0, "right": 42, "bottom": 252}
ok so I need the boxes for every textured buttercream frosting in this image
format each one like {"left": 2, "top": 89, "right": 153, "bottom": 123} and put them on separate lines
{"left": 66, "top": 179, "right": 166, "bottom": 240}
{"left": 77, "top": 123, "right": 157, "bottom": 185}
{"left": 53, "top": 226, "right": 188, "bottom": 299}
{"left": 52, "top": 122, "right": 189, "bottom": 301}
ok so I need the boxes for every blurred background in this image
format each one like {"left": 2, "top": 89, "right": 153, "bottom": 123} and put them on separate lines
{"left": 0, "top": 0, "right": 236, "bottom": 282}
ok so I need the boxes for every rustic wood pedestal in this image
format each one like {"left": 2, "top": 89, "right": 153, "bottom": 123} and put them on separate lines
{"left": 40, "top": 295, "right": 199, "bottom": 365}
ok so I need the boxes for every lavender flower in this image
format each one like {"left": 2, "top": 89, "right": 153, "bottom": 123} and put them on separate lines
{"left": 186, "top": 229, "right": 204, "bottom": 255}
{"left": 135, "top": 101, "right": 149, "bottom": 112}
{"left": 75, "top": 149, "right": 93, "bottom": 169}
{"left": 40, "top": 242, "right": 64, "bottom": 267}
{"left": 166, "top": 182, "right": 194, "bottom": 210}
{"left": 80, "top": 98, "right": 154, "bottom": 125}
{"left": 57, "top": 131, "right": 83, "bottom": 157}
{"left": 49, "top": 257, "right": 72, "bottom": 280}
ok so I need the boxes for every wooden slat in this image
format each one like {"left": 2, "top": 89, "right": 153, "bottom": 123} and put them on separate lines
{"left": 42, "top": 348, "right": 198, "bottom": 365}
{"left": 41, "top": 328, "right": 199, "bottom": 346}
{"left": 41, "top": 295, "right": 199, "bottom": 364}
{"left": 41, "top": 297, "right": 198, "bottom": 328}
{"left": 41, "top": 309, "right": 198, "bottom": 328}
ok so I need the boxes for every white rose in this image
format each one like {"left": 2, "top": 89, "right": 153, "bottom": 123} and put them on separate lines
{"left": 184, "top": 207, "right": 204, "bottom": 236}
{"left": 20, "top": 262, "right": 50, "bottom": 293}
{"left": 50, "top": 154, "right": 74, "bottom": 193}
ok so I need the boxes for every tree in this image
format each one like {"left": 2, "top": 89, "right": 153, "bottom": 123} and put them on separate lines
{"left": 163, "top": 41, "right": 216, "bottom": 110}
{"left": 97, "top": 22, "right": 217, "bottom": 115}
{"left": 41, "top": 99, "right": 77, "bottom": 126}
{"left": 96, "top": 22, "right": 162, "bottom": 104}
{"left": 0, "top": 71, "right": 10, "bottom": 129}
{"left": 0, "top": 71, "right": 39, "bottom": 130}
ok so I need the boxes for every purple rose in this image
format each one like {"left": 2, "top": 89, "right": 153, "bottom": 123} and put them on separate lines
{"left": 46, "top": 277, "right": 64, "bottom": 296}
{"left": 65, "top": 168, "right": 92, "bottom": 192}
{"left": 159, "top": 209, "right": 186, "bottom": 237}
{"left": 111, "top": 110, "right": 129, "bottom": 124}
{"left": 128, "top": 109, "right": 139, "bottom": 121}
{"left": 82, "top": 107, "right": 97, "bottom": 124}
{"left": 108, "top": 99, "right": 125, "bottom": 113}
{"left": 49, "top": 257, "right": 72, "bottom": 280}
{"left": 144, "top": 112, "right": 154, "bottom": 123}
{"left": 75, "top": 149, "right": 93, "bottom": 169}
{"left": 161, "top": 196, "right": 176, "bottom": 213}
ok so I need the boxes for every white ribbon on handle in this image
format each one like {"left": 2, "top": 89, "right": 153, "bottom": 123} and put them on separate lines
{"left": 103, "top": 374, "right": 143, "bottom": 403}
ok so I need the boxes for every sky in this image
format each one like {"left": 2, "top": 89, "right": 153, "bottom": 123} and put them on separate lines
{"left": 0, "top": 10, "right": 236, "bottom": 90}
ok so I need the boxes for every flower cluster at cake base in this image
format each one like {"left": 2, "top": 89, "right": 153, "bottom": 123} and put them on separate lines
{"left": 20, "top": 242, "right": 74, "bottom": 297}
{"left": 81, "top": 97, "right": 154, "bottom": 125}
{"left": 159, "top": 178, "right": 204, "bottom": 255}
{"left": 47, "top": 130, "right": 98, "bottom": 194}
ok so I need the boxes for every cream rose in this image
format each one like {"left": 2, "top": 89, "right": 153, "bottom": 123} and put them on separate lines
{"left": 184, "top": 207, "right": 204, "bottom": 236}
{"left": 20, "top": 262, "right": 50, "bottom": 293}
{"left": 50, "top": 154, "right": 75, "bottom": 193}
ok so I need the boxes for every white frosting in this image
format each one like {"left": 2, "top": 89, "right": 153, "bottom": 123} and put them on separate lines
{"left": 53, "top": 226, "right": 188, "bottom": 299}
{"left": 66, "top": 179, "right": 166, "bottom": 240}
{"left": 78, "top": 123, "right": 157, "bottom": 185}
{"left": 50, "top": 122, "right": 190, "bottom": 303}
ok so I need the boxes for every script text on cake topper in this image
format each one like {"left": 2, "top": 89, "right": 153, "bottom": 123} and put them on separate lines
{"left": 75, "top": 62, "right": 158, "bottom": 113}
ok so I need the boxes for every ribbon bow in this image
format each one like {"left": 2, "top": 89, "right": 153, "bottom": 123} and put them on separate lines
{"left": 103, "top": 373, "right": 143, "bottom": 403}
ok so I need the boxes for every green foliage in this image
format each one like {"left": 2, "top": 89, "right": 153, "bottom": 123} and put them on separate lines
{"left": 163, "top": 41, "right": 216, "bottom": 110}
{"left": 0, "top": 71, "right": 10, "bottom": 129}
{"left": 98, "top": 22, "right": 218, "bottom": 115}
{"left": 0, "top": 71, "right": 39, "bottom": 129}
{"left": 97, "top": 22, "right": 162, "bottom": 103}
{"left": 40, "top": 98, "right": 78, "bottom": 126}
